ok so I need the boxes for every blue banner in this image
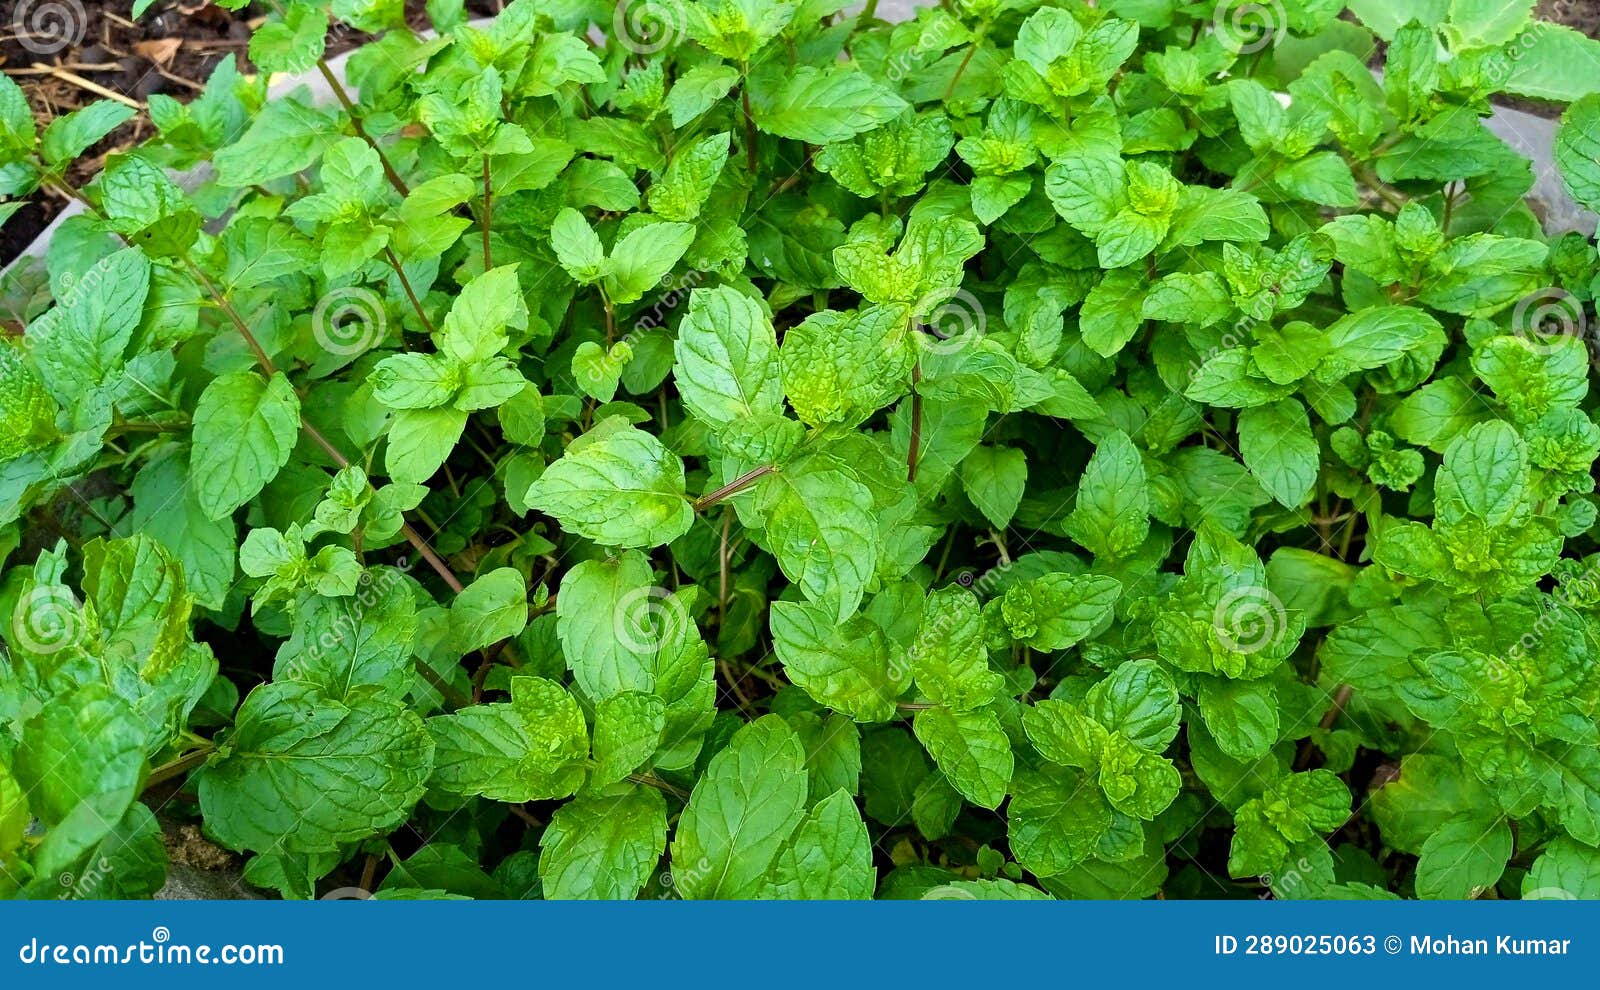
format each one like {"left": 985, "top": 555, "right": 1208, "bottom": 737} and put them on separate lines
{"left": 2, "top": 901, "right": 1594, "bottom": 987}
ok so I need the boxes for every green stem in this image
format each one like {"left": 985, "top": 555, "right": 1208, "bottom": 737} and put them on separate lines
{"left": 144, "top": 744, "right": 217, "bottom": 790}
{"left": 180, "top": 255, "right": 465, "bottom": 594}
{"left": 694, "top": 465, "right": 775, "bottom": 511}
{"left": 384, "top": 247, "right": 436, "bottom": 336}
{"left": 480, "top": 156, "right": 494, "bottom": 271}
{"left": 740, "top": 63, "right": 758, "bottom": 174}
{"left": 907, "top": 361, "right": 923, "bottom": 483}
{"left": 313, "top": 61, "right": 409, "bottom": 196}
{"left": 317, "top": 60, "right": 410, "bottom": 197}
{"left": 943, "top": 27, "right": 983, "bottom": 102}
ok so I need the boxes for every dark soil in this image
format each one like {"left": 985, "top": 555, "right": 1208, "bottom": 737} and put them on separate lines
{"left": 1541, "top": 0, "right": 1600, "bottom": 41}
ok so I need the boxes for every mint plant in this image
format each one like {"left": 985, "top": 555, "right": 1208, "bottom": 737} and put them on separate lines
{"left": 2, "top": 0, "right": 1600, "bottom": 901}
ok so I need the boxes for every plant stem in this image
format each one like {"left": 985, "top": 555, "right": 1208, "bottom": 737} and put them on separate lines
{"left": 718, "top": 508, "right": 733, "bottom": 619}
{"left": 44, "top": 175, "right": 95, "bottom": 212}
{"left": 317, "top": 60, "right": 410, "bottom": 197}
{"left": 384, "top": 247, "right": 436, "bottom": 335}
{"left": 1320, "top": 685, "right": 1353, "bottom": 730}
{"left": 907, "top": 362, "right": 923, "bottom": 483}
{"left": 740, "top": 63, "right": 758, "bottom": 174}
{"left": 694, "top": 464, "right": 775, "bottom": 511}
{"left": 180, "top": 257, "right": 465, "bottom": 594}
{"left": 414, "top": 658, "right": 473, "bottom": 708}
{"left": 627, "top": 773, "right": 690, "bottom": 800}
{"left": 480, "top": 156, "right": 494, "bottom": 271}
{"left": 943, "top": 36, "right": 980, "bottom": 101}
{"left": 182, "top": 258, "right": 277, "bottom": 373}
{"left": 144, "top": 744, "right": 216, "bottom": 790}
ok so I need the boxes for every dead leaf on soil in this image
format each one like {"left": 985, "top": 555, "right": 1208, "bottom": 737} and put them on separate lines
{"left": 135, "top": 38, "right": 183, "bottom": 67}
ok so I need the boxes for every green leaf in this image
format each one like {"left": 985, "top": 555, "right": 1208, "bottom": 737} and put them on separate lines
{"left": 1065, "top": 430, "right": 1149, "bottom": 559}
{"left": 1091, "top": 659, "right": 1182, "bottom": 753}
{"left": 273, "top": 577, "right": 416, "bottom": 703}
{"left": 763, "top": 789, "right": 875, "bottom": 899}
{"left": 550, "top": 207, "right": 607, "bottom": 283}
{"left": 672, "top": 286, "right": 785, "bottom": 428}
{"left": 782, "top": 306, "right": 915, "bottom": 428}
{"left": 912, "top": 706, "right": 1013, "bottom": 810}
{"left": 449, "top": 567, "right": 528, "bottom": 653}
{"left": 191, "top": 371, "right": 301, "bottom": 521}
{"left": 1238, "top": 399, "right": 1319, "bottom": 508}
{"left": 1008, "top": 766, "right": 1112, "bottom": 877}
{"left": 526, "top": 417, "right": 694, "bottom": 548}
{"left": 670, "top": 715, "right": 809, "bottom": 899}
{"left": 1319, "top": 306, "right": 1442, "bottom": 377}
{"left": 31, "top": 247, "right": 149, "bottom": 401}
{"left": 754, "top": 67, "right": 909, "bottom": 144}
{"left": 250, "top": 3, "right": 329, "bottom": 74}
{"left": 605, "top": 221, "right": 695, "bottom": 304}
{"left": 1197, "top": 678, "right": 1280, "bottom": 760}
{"left": 385, "top": 406, "right": 469, "bottom": 484}
{"left": 1555, "top": 96, "right": 1600, "bottom": 214}
{"left": 425, "top": 676, "right": 587, "bottom": 804}
{"left": 539, "top": 785, "right": 668, "bottom": 900}
{"left": 199, "top": 682, "right": 433, "bottom": 853}
{"left": 1415, "top": 818, "right": 1512, "bottom": 899}
{"left": 1503, "top": 24, "right": 1600, "bottom": 101}
{"left": 1444, "top": 0, "right": 1534, "bottom": 49}
{"left": 214, "top": 98, "right": 340, "bottom": 188}
{"left": 14, "top": 685, "right": 145, "bottom": 877}
{"left": 40, "top": 102, "right": 136, "bottom": 167}
{"left": 128, "top": 453, "right": 235, "bottom": 610}
{"left": 649, "top": 132, "right": 731, "bottom": 222}
{"left": 1079, "top": 268, "right": 1148, "bottom": 357}
{"left": 556, "top": 551, "right": 664, "bottom": 702}
{"left": 960, "top": 445, "right": 1027, "bottom": 530}
{"left": 1000, "top": 573, "right": 1122, "bottom": 651}
{"left": 591, "top": 692, "right": 666, "bottom": 784}
{"left": 1523, "top": 838, "right": 1600, "bottom": 899}
{"left": 770, "top": 599, "right": 903, "bottom": 722}
{"left": 908, "top": 585, "right": 1004, "bottom": 710}
{"left": 668, "top": 65, "right": 741, "bottom": 128}
{"left": 757, "top": 467, "right": 878, "bottom": 622}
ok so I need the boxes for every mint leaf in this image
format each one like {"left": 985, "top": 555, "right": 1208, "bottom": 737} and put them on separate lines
{"left": 199, "top": 683, "right": 433, "bottom": 853}
{"left": 670, "top": 716, "right": 809, "bottom": 899}
{"left": 191, "top": 371, "right": 301, "bottom": 521}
